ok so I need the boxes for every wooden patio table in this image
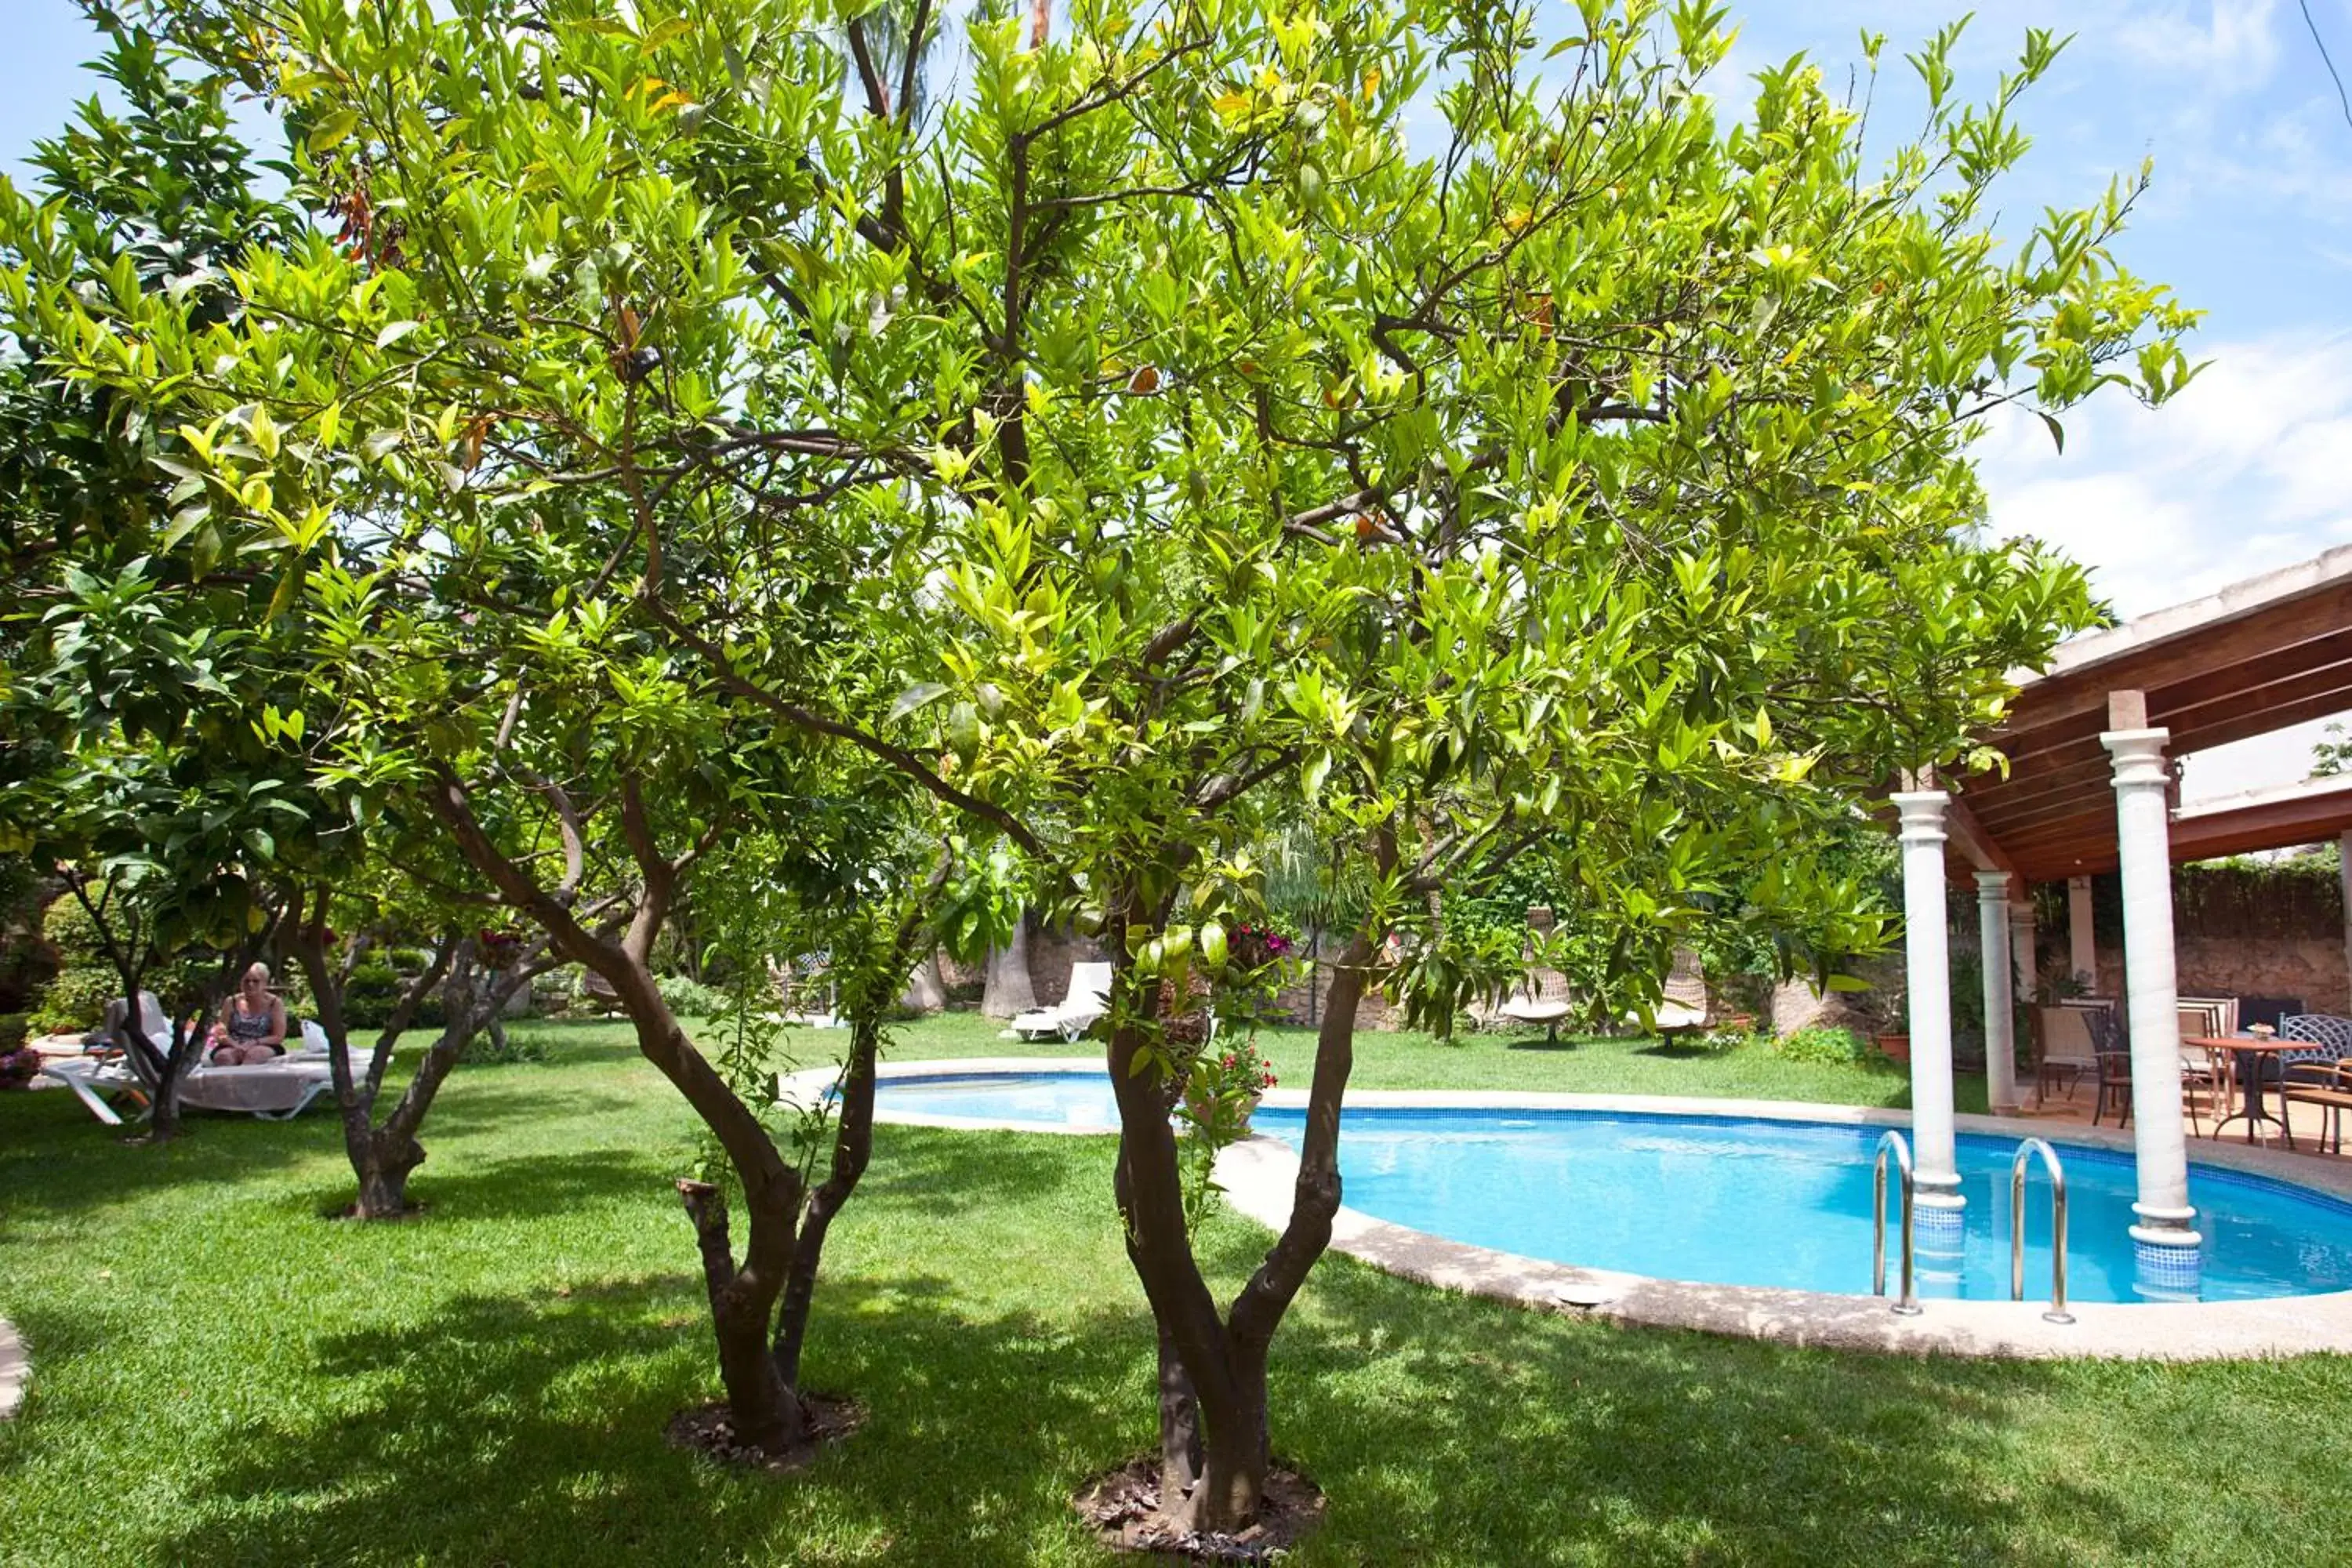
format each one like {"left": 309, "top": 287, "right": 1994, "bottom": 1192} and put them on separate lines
{"left": 2187, "top": 1035, "right": 2298, "bottom": 1145}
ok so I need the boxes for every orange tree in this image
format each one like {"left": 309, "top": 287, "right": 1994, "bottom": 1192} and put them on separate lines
{"left": 38, "top": 0, "right": 2189, "bottom": 1529}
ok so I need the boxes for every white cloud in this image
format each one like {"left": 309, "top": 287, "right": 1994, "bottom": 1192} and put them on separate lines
{"left": 1981, "top": 332, "right": 2352, "bottom": 617}
{"left": 1980, "top": 331, "right": 2352, "bottom": 793}
{"left": 2114, "top": 0, "right": 2282, "bottom": 90}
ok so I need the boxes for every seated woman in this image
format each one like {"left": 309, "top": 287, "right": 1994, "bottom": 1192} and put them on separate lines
{"left": 209, "top": 964, "right": 289, "bottom": 1065}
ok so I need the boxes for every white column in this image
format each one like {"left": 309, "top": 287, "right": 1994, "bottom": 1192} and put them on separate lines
{"left": 1894, "top": 791, "right": 1963, "bottom": 1232}
{"left": 1977, "top": 871, "right": 2020, "bottom": 1114}
{"left": 2101, "top": 726, "right": 2201, "bottom": 1288}
{"left": 2009, "top": 895, "right": 2037, "bottom": 1000}
{"left": 2067, "top": 874, "right": 2097, "bottom": 990}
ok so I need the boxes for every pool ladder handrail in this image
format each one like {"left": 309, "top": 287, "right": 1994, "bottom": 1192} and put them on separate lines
{"left": 2009, "top": 1137, "right": 2076, "bottom": 1325}
{"left": 1871, "top": 1129, "right": 1922, "bottom": 1316}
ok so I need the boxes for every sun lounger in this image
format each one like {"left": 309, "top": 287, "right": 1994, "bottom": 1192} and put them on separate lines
{"left": 1008, "top": 961, "right": 1113, "bottom": 1043}
{"left": 40, "top": 1018, "right": 357, "bottom": 1125}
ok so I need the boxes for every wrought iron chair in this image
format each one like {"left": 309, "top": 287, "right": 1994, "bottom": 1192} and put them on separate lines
{"left": 2278, "top": 1014, "right": 2352, "bottom": 1151}
{"left": 2085, "top": 1004, "right": 2132, "bottom": 1128}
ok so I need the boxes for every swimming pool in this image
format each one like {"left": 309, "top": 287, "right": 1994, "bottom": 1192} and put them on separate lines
{"left": 867, "top": 1070, "right": 2352, "bottom": 1306}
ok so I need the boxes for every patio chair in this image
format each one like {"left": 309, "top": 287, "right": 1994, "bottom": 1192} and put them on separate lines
{"left": 1498, "top": 967, "right": 1573, "bottom": 1044}
{"left": 1652, "top": 948, "right": 1712, "bottom": 1043}
{"left": 2276, "top": 1014, "right": 2352, "bottom": 1151}
{"left": 789, "top": 950, "right": 839, "bottom": 1025}
{"left": 2180, "top": 1037, "right": 2236, "bottom": 1139}
{"left": 1009, "top": 961, "right": 1113, "bottom": 1043}
{"left": 2085, "top": 1004, "right": 2132, "bottom": 1128}
{"left": 2031, "top": 1001, "right": 2102, "bottom": 1106}
{"left": 2282, "top": 1057, "right": 2352, "bottom": 1155}
{"left": 2179, "top": 998, "right": 2241, "bottom": 1128}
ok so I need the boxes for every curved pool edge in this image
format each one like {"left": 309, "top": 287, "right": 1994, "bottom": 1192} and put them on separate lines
{"left": 803, "top": 1058, "right": 2352, "bottom": 1359}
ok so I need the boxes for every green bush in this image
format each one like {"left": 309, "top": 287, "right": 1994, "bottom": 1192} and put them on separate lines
{"left": 27, "top": 966, "right": 122, "bottom": 1036}
{"left": 24, "top": 895, "right": 125, "bottom": 1035}
{"left": 342, "top": 962, "right": 446, "bottom": 1032}
{"left": 459, "top": 1026, "right": 550, "bottom": 1065}
{"left": 655, "top": 974, "right": 728, "bottom": 1018}
{"left": 1775, "top": 1025, "right": 1871, "bottom": 1066}
{"left": 41, "top": 894, "right": 107, "bottom": 965}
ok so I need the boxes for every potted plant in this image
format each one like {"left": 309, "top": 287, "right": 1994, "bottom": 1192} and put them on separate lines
{"left": 1180, "top": 1036, "right": 1279, "bottom": 1137}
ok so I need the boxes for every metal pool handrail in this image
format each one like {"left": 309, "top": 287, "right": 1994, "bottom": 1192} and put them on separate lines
{"left": 1872, "top": 1129, "right": 1922, "bottom": 1316}
{"left": 2009, "top": 1138, "right": 2076, "bottom": 1325}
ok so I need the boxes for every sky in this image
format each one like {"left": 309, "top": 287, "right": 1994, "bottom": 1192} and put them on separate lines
{"left": 5, "top": 1, "right": 2350, "bottom": 799}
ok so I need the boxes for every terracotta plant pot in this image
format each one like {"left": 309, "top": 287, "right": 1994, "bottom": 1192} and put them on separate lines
{"left": 1875, "top": 1033, "right": 1911, "bottom": 1066}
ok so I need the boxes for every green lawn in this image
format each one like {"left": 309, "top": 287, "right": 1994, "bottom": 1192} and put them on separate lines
{"left": 884, "top": 1008, "right": 1990, "bottom": 1112}
{"left": 0, "top": 1020, "right": 2326, "bottom": 1565}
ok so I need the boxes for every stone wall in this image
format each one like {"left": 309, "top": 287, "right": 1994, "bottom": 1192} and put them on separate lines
{"left": 1766, "top": 950, "right": 1907, "bottom": 1039}
{"left": 1270, "top": 947, "right": 1396, "bottom": 1032}
{"left": 1026, "top": 927, "right": 1108, "bottom": 1006}
{"left": 2091, "top": 938, "right": 2350, "bottom": 1016}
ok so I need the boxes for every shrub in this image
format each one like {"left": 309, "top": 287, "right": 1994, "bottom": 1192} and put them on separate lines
{"left": 24, "top": 894, "right": 119, "bottom": 1034}
{"left": 1776, "top": 1025, "right": 1870, "bottom": 1066}
{"left": 459, "top": 1026, "right": 550, "bottom": 1065}
{"left": 27, "top": 965, "right": 122, "bottom": 1036}
{"left": 341, "top": 962, "right": 446, "bottom": 1032}
{"left": 41, "top": 893, "right": 107, "bottom": 965}
{"left": 655, "top": 974, "right": 728, "bottom": 1018}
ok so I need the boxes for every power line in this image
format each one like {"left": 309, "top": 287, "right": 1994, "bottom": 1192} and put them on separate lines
{"left": 2303, "top": 0, "right": 2352, "bottom": 136}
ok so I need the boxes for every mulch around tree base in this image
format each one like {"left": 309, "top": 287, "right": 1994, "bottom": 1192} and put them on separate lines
{"left": 1075, "top": 1455, "right": 1325, "bottom": 1561}
{"left": 665, "top": 1395, "right": 864, "bottom": 1474}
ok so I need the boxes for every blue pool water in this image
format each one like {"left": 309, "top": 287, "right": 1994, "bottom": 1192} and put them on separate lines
{"left": 873, "top": 1073, "right": 2352, "bottom": 1304}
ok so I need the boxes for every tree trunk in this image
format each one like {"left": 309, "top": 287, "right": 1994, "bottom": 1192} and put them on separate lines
{"left": 1113, "top": 928, "right": 1374, "bottom": 1534}
{"left": 774, "top": 1016, "right": 882, "bottom": 1384}
{"left": 897, "top": 950, "right": 946, "bottom": 1014}
{"left": 679, "top": 1178, "right": 804, "bottom": 1451}
{"left": 352, "top": 1134, "right": 424, "bottom": 1218}
{"left": 145, "top": 1036, "right": 189, "bottom": 1142}
{"left": 981, "top": 915, "right": 1036, "bottom": 1018}
{"left": 291, "top": 914, "right": 463, "bottom": 1220}
{"left": 1156, "top": 1322, "right": 1202, "bottom": 1498}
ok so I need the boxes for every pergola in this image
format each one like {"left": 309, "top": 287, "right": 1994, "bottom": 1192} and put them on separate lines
{"left": 1889, "top": 544, "right": 2352, "bottom": 1296}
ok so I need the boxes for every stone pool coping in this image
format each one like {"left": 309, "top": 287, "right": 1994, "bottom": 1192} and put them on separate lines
{"left": 788, "top": 1057, "right": 2352, "bottom": 1359}
{"left": 1, "top": 1319, "right": 27, "bottom": 1421}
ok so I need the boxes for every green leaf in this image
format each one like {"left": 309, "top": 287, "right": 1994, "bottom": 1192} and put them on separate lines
{"left": 889, "top": 681, "right": 949, "bottom": 720}
{"left": 306, "top": 109, "right": 360, "bottom": 154}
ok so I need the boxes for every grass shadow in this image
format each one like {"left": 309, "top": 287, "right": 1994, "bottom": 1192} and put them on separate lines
{"left": 1264, "top": 1251, "right": 2214, "bottom": 1566}
{"left": 154, "top": 1272, "right": 1152, "bottom": 1567}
